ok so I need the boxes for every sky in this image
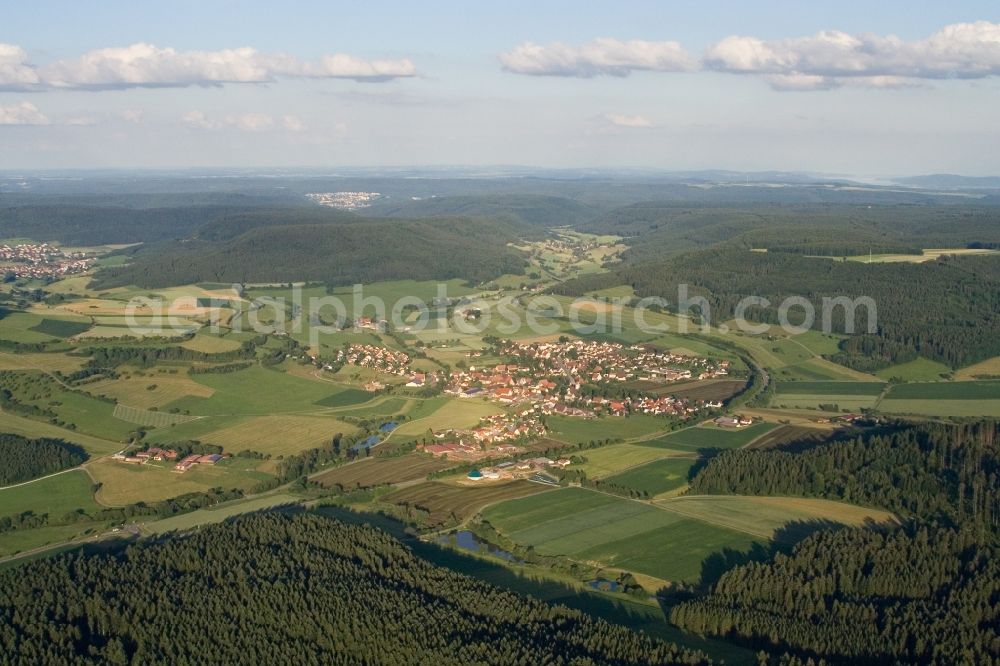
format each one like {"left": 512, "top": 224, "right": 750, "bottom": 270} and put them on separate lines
{"left": 1, "top": 1, "right": 999, "bottom": 175}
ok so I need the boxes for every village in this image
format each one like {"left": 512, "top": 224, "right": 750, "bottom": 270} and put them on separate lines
{"left": 0, "top": 242, "right": 94, "bottom": 279}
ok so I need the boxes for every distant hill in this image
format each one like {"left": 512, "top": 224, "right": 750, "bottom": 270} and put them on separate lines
{"left": 93, "top": 215, "right": 529, "bottom": 288}
{"left": 368, "top": 193, "right": 599, "bottom": 229}
{"left": 895, "top": 174, "right": 1000, "bottom": 189}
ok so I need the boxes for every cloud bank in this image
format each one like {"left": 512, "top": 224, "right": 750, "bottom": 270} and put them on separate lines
{"left": 182, "top": 111, "right": 306, "bottom": 132}
{"left": 0, "top": 101, "right": 49, "bottom": 125}
{"left": 500, "top": 38, "right": 696, "bottom": 77}
{"left": 0, "top": 42, "right": 417, "bottom": 91}
{"left": 502, "top": 21, "right": 1000, "bottom": 90}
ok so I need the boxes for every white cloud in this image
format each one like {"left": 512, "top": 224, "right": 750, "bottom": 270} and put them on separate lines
{"left": 121, "top": 108, "right": 144, "bottom": 123}
{"left": 0, "top": 44, "right": 39, "bottom": 87}
{"left": 282, "top": 115, "right": 307, "bottom": 132}
{"left": 0, "top": 101, "right": 49, "bottom": 125}
{"left": 500, "top": 38, "right": 696, "bottom": 77}
{"left": 182, "top": 111, "right": 309, "bottom": 132}
{"left": 0, "top": 42, "right": 417, "bottom": 91}
{"left": 605, "top": 113, "right": 653, "bottom": 128}
{"left": 501, "top": 22, "right": 1000, "bottom": 90}
{"left": 705, "top": 21, "right": 1000, "bottom": 89}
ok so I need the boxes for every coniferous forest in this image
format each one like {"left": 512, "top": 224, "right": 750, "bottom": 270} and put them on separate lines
{"left": 0, "top": 512, "right": 708, "bottom": 666}
{"left": 670, "top": 421, "right": 1000, "bottom": 664}
{"left": 0, "top": 433, "right": 89, "bottom": 485}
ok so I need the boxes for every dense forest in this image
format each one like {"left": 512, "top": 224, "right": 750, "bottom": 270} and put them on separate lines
{"left": 0, "top": 433, "right": 88, "bottom": 485}
{"left": 688, "top": 421, "right": 1000, "bottom": 530}
{"left": 670, "top": 525, "right": 998, "bottom": 664}
{"left": 92, "top": 216, "right": 529, "bottom": 289}
{"left": 555, "top": 248, "right": 1000, "bottom": 369}
{"left": 579, "top": 203, "right": 1000, "bottom": 259}
{"left": 668, "top": 420, "right": 1000, "bottom": 664}
{"left": 0, "top": 512, "right": 709, "bottom": 665}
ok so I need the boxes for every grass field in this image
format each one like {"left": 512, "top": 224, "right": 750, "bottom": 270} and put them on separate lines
{"left": 0, "top": 351, "right": 89, "bottom": 373}
{"left": 312, "top": 388, "right": 372, "bottom": 408}
{"left": 0, "top": 312, "right": 59, "bottom": 343}
{"left": 112, "top": 404, "right": 199, "bottom": 427}
{"left": 391, "top": 398, "right": 503, "bottom": 437}
{"left": 29, "top": 318, "right": 92, "bottom": 338}
{"left": 88, "top": 458, "right": 271, "bottom": 506}
{"left": 0, "top": 469, "right": 100, "bottom": 517}
{"left": 87, "top": 374, "right": 215, "bottom": 410}
{"left": 143, "top": 493, "right": 301, "bottom": 534}
{"left": 875, "top": 357, "right": 952, "bottom": 382}
{"left": 0, "top": 411, "right": 122, "bottom": 456}
{"left": 638, "top": 422, "right": 777, "bottom": 452}
{"left": 179, "top": 332, "right": 243, "bottom": 354}
{"left": 383, "top": 480, "right": 551, "bottom": 526}
{"left": 603, "top": 457, "right": 697, "bottom": 497}
{"left": 165, "top": 365, "right": 359, "bottom": 415}
{"left": 571, "top": 444, "right": 689, "bottom": 478}
{"left": 653, "top": 495, "right": 896, "bottom": 541}
{"left": 199, "top": 415, "right": 359, "bottom": 456}
{"left": 482, "top": 488, "right": 760, "bottom": 583}
{"left": 313, "top": 455, "right": 452, "bottom": 489}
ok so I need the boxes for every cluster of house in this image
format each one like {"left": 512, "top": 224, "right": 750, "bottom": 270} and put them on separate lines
{"left": 438, "top": 339, "right": 727, "bottom": 418}
{"left": 306, "top": 191, "right": 381, "bottom": 210}
{"left": 496, "top": 339, "right": 729, "bottom": 385}
{"left": 110, "top": 447, "right": 229, "bottom": 473}
{"left": 713, "top": 415, "right": 755, "bottom": 428}
{"left": 467, "top": 456, "right": 572, "bottom": 481}
{"left": 0, "top": 243, "right": 93, "bottom": 279}
{"left": 335, "top": 344, "right": 411, "bottom": 375}
{"left": 111, "top": 447, "right": 178, "bottom": 464}
{"left": 173, "top": 453, "right": 227, "bottom": 473}
{"left": 421, "top": 410, "right": 547, "bottom": 460}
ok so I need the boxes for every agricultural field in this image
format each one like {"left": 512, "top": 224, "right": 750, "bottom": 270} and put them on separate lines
{"left": 653, "top": 495, "right": 897, "bottom": 541}
{"left": 638, "top": 422, "right": 778, "bottom": 452}
{"left": 571, "top": 444, "right": 688, "bottom": 479}
{"left": 143, "top": 493, "right": 301, "bottom": 534}
{"left": 545, "top": 414, "right": 669, "bottom": 445}
{"left": 602, "top": 457, "right": 698, "bottom": 497}
{"left": 646, "top": 379, "right": 746, "bottom": 402}
{"left": 745, "top": 424, "right": 832, "bottom": 450}
{"left": 111, "top": 404, "right": 199, "bottom": 428}
{"left": 771, "top": 380, "right": 885, "bottom": 411}
{"left": 87, "top": 458, "right": 271, "bottom": 506}
{"left": 481, "top": 488, "right": 761, "bottom": 583}
{"left": 198, "top": 415, "right": 358, "bottom": 456}
{"left": 955, "top": 356, "right": 1000, "bottom": 380}
{"left": 383, "top": 480, "right": 551, "bottom": 527}
{"left": 312, "top": 455, "right": 452, "bottom": 489}
{"left": 879, "top": 382, "right": 1000, "bottom": 417}
{"left": 483, "top": 487, "right": 895, "bottom": 583}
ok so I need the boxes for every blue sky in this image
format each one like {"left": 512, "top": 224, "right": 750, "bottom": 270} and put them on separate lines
{"left": 1, "top": 1, "right": 999, "bottom": 174}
